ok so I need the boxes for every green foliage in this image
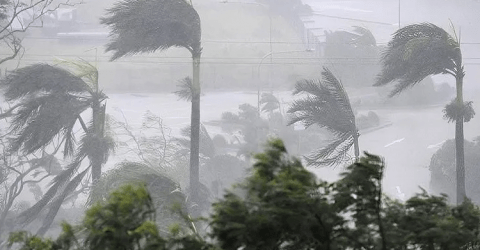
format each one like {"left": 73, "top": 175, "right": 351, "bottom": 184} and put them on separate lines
{"left": 210, "top": 139, "right": 480, "bottom": 250}
{"left": 9, "top": 184, "right": 214, "bottom": 250}
{"left": 89, "top": 161, "right": 189, "bottom": 235}
{"left": 8, "top": 140, "right": 480, "bottom": 250}
{"left": 83, "top": 184, "right": 163, "bottom": 250}
{"left": 8, "top": 231, "right": 55, "bottom": 250}
{"left": 288, "top": 67, "right": 359, "bottom": 166}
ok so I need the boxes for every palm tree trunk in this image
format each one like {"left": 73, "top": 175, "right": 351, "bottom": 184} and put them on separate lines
{"left": 90, "top": 101, "right": 106, "bottom": 185}
{"left": 190, "top": 55, "right": 201, "bottom": 203}
{"left": 353, "top": 130, "right": 360, "bottom": 161}
{"left": 455, "top": 74, "right": 466, "bottom": 204}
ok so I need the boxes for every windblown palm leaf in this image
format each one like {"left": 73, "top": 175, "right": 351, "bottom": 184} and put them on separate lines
{"left": 174, "top": 77, "right": 193, "bottom": 102}
{"left": 177, "top": 124, "right": 216, "bottom": 159}
{"left": 2, "top": 61, "right": 113, "bottom": 234}
{"left": 375, "top": 22, "right": 471, "bottom": 204}
{"left": 351, "top": 26, "right": 376, "bottom": 46}
{"left": 101, "top": 0, "right": 201, "bottom": 60}
{"left": 260, "top": 93, "right": 280, "bottom": 113}
{"left": 0, "top": 64, "right": 98, "bottom": 156}
{"left": 375, "top": 23, "right": 461, "bottom": 96}
{"left": 88, "top": 161, "right": 188, "bottom": 235}
{"left": 288, "top": 67, "right": 358, "bottom": 166}
{"left": 102, "top": 0, "right": 203, "bottom": 203}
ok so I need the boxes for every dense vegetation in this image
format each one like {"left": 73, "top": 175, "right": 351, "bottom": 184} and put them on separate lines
{"left": 8, "top": 139, "right": 480, "bottom": 250}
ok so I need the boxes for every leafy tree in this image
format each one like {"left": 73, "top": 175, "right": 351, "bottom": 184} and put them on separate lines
{"left": 7, "top": 140, "right": 480, "bottom": 249}
{"left": 429, "top": 138, "right": 480, "bottom": 204}
{"left": 101, "top": 0, "right": 203, "bottom": 202}
{"left": 89, "top": 162, "right": 189, "bottom": 236}
{"left": 220, "top": 103, "right": 269, "bottom": 158}
{"left": 375, "top": 23, "right": 475, "bottom": 204}
{"left": 0, "top": 61, "right": 115, "bottom": 235}
{"left": 324, "top": 26, "right": 380, "bottom": 88}
{"left": 210, "top": 139, "right": 480, "bottom": 250}
{"left": 8, "top": 184, "right": 214, "bottom": 250}
{"left": 288, "top": 67, "right": 359, "bottom": 166}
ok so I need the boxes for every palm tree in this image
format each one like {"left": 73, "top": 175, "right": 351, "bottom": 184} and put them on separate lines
{"left": 0, "top": 61, "right": 115, "bottom": 235}
{"left": 288, "top": 67, "right": 359, "bottom": 167}
{"left": 89, "top": 161, "right": 190, "bottom": 236}
{"left": 101, "top": 0, "right": 202, "bottom": 201}
{"left": 374, "top": 23, "right": 474, "bottom": 204}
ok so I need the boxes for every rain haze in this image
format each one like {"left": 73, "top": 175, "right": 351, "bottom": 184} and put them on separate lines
{"left": 1, "top": 0, "right": 480, "bottom": 244}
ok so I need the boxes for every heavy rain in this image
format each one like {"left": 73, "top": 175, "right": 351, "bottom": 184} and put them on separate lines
{"left": 0, "top": 0, "right": 480, "bottom": 249}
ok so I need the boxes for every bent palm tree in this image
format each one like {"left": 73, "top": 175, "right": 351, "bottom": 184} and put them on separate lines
{"left": 288, "top": 67, "right": 359, "bottom": 167}
{"left": 89, "top": 161, "right": 189, "bottom": 235}
{"left": 0, "top": 61, "right": 114, "bottom": 235}
{"left": 375, "top": 23, "right": 474, "bottom": 204}
{"left": 101, "top": 0, "right": 202, "bottom": 200}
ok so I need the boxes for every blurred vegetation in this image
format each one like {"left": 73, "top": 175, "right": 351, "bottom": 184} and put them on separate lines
{"left": 429, "top": 137, "right": 480, "bottom": 204}
{"left": 9, "top": 139, "right": 480, "bottom": 249}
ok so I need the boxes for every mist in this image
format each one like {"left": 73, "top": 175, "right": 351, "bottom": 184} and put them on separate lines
{"left": 1, "top": 0, "right": 480, "bottom": 243}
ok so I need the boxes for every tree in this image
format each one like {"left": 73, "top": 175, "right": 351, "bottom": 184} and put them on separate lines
{"left": 8, "top": 184, "right": 214, "bottom": 250}
{"left": 375, "top": 23, "right": 475, "bottom": 204}
{"left": 7, "top": 141, "right": 480, "bottom": 249}
{"left": 288, "top": 67, "right": 359, "bottom": 166}
{"left": 101, "top": 0, "right": 203, "bottom": 201}
{"left": 429, "top": 137, "right": 480, "bottom": 204}
{"left": 324, "top": 26, "right": 380, "bottom": 88}
{"left": 0, "top": 131, "right": 62, "bottom": 242}
{"left": 0, "top": 61, "right": 115, "bottom": 235}
{"left": 210, "top": 139, "right": 480, "bottom": 250}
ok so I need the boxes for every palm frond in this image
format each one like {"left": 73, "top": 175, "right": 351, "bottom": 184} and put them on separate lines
{"left": 77, "top": 128, "right": 116, "bottom": 166}
{"left": 174, "top": 77, "right": 193, "bottom": 102}
{"left": 55, "top": 59, "right": 99, "bottom": 92}
{"left": 16, "top": 180, "right": 64, "bottom": 226}
{"left": 288, "top": 67, "right": 358, "bottom": 167}
{"left": 351, "top": 26, "right": 376, "bottom": 46}
{"left": 90, "top": 161, "right": 179, "bottom": 202}
{"left": 88, "top": 161, "right": 187, "bottom": 233}
{"left": 37, "top": 168, "right": 89, "bottom": 235}
{"left": 288, "top": 68, "right": 356, "bottom": 136}
{"left": 177, "top": 124, "right": 215, "bottom": 158}
{"left": 443, "top": 99, "right": 475, "bottom": 123}
{"left": 375, "top": 23, "right": 460, "bottom": 96}
{"left": 304, "top": 134, "right": 355, "bottom": 167}
{"left": 101, "top": 0, "right": 202, "bottom": 60}
{"left": 8, "top": 93, "right": 92, "bottom": 155}
{"left": 260, "top": 93, "right": 280, "bottom": 113}
{"left": 0, "top": 64, "right": 89, "bottom": 101}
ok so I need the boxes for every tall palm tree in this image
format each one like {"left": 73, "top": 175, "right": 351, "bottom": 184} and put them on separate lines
{"left": 101, "top": 0, "right": 202, "bottom": 200}
{"left": 0, "top": 61, "right": 115, "bottom": 235}
{"left": 288, "top": 67, "right": 359, "bottom": 167}
{"left": 375, "top": 23, "right": 474, "bottom": 204}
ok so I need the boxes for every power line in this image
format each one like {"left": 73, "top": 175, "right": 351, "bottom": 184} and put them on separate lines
{"left": 9, "top": 53, "right": 480, "bottom": 61}
{"left": 8, "top": 58, "right": 480, "bottom": 66}
{"left": 19, "top": 36, "right": 480, "bottom": 46}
